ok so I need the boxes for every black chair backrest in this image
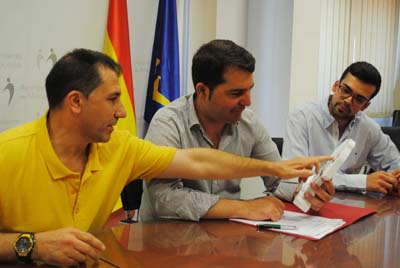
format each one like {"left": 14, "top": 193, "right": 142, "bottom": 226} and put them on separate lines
{"left": 393, "top": 110, "right": 400, "bottom": 127}
{"left": 271, "top": 137, "right": 283, "bottom": 156}
{"left": 381, "top": 127, "right": 400, "bottom": 151}
{"left": 121, "top": 179, "right": 143, "bottom": 211}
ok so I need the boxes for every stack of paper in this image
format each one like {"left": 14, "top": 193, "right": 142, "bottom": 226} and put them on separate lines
{"left": 231, "top": 210, "right": 346, "bottom": 240}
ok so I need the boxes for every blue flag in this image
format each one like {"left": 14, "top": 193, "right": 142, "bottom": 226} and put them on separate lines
{"left": 144, "top": 0, "right": 180, "bottom": 123}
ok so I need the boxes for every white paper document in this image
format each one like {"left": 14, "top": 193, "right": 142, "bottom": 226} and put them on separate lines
{"left": 230, "top": 211, "right": 346, "bottom": 240}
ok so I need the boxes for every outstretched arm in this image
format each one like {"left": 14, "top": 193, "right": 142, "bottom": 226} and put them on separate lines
{"left": 157, "top": 148, "right": 331, "bottom": 180}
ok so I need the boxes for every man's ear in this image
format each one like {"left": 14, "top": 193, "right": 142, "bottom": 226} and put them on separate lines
{"left": 65, "top": 90, "right": 84, "bottom": 114}
{"left": 195, "top": 82, "right": 209, "bottom": 97}
{"left": 332, "top": 80, "right": 340, "bottom": 94}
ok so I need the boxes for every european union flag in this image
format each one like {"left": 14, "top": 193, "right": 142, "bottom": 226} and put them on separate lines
{"left": 144, "top": 0, "right": 180, "bottom": 123}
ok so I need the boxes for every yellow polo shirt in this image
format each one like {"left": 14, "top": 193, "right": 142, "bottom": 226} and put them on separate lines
{"left": 0, "top": 114, "right": 176, "bottom": 233}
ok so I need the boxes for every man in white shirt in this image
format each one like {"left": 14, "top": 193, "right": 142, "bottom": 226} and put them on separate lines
{"left": 283, "top": 61, "right": 400, "bottom": 194}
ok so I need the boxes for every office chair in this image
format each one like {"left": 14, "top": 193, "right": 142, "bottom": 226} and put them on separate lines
{"left": 271, "top": 137, "right": 284, "bottom": 156}
{"left": 361, "top": 127, "right": 400, "bottom": 175}
{"left": 381, "top": 126, "right": 400, "bottom": 151}
{"left": 120, "top": 179, "right": 143, "bottom": 224}
{"left": 392, "top": 110, "right": 400, "bottom": 127}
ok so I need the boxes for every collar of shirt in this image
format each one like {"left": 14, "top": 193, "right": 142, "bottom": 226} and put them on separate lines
{"left": 37, "top": 111, "right": 102, "bottom": 181}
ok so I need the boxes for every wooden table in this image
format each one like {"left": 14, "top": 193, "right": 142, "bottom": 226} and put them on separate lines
{"left": 95, "top": 192, "right": 400, "bottom": 268}
{"left": 2, "top": 192, "right": 400, "bottom": 268}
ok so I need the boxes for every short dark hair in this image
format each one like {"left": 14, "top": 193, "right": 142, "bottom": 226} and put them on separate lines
{"left": 45, "top": 48, "right": 121, "bottom": 109}
{"left": 340, "top": 61, "right": 381, "bottom": 100}
{"left": 191, "top": 39, "right": 255, "bottom": 95}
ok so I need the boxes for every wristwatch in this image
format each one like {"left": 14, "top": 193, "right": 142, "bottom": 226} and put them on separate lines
{"left": 13, "top": 233, "right": 35, "bottom": 263}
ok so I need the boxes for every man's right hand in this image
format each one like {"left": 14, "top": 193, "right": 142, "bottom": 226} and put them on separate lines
{"left": 275, "top": 156, "right": 333, "bottom": 179}
{"left": 32, "top": 227, "right": 105, "bottom": 266}
{"left": 367, "top": 171, "right": 397, "bottom": 194}
{"left": 241, "top": 196, "right": 285, "bottom": 221}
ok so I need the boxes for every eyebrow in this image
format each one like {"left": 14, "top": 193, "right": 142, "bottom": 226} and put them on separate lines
{"left": 108, "top": 92, "right": 121, "bottom": 98}
{"left": 227, "top": 84, "right": 254, "bottom": 92}
{"left": 227, "top": 89, "right": 247, "bottom": 92}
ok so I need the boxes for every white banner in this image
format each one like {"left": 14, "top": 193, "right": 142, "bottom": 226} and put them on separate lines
{"left": 0, "top": 0, "right": 108, "bottom": 131}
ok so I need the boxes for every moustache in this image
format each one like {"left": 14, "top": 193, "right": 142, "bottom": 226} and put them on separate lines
{"left": 232, "top": 106, "right": 246, "bottom": 113}
{"left": 336, "top": 102, "right": 351, "bottom": 113}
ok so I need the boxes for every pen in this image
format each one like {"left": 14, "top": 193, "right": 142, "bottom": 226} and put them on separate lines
{"left": 257, "top": 223, "right": 297, "bottom": 230}
{"left": 99, "top": 257, "right": 121, "bottom": 268}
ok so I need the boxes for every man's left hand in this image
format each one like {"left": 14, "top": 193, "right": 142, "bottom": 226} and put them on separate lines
{"left": 390, "top": 169, "right": 400, "bottom": 196}
{"left": 303, "top": 180, "right": 335, "bottom": 211}
{"left": 392, "top": 169, "right": 400, "bottom": 179}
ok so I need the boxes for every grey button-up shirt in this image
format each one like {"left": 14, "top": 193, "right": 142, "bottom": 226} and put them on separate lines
{"left": 140, "top": 94, "right": 296, "bottom": 221}
{"left": 283, "top": 96, "right": 400, "bottom": 192}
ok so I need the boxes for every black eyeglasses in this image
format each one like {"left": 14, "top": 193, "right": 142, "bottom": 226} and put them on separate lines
{"left": 337, "top": 84, "right": 369, "bottom": 106}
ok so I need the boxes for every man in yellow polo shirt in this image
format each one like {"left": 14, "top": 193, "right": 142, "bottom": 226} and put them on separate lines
{"left": 0, "top": 48, "right": 331, "bottom": 266}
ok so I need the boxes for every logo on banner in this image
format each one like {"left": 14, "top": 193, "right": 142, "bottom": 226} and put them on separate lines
{"left": 3, "top": 77, "right": 14, "bottom": 105}
{"left": 47, "top": 48, "right": 57, "bottom": 66}
{"left": 37, "top": 49, "right": 44, "bottom": 69}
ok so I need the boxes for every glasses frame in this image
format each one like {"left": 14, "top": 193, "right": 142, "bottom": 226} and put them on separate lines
{"left": 337, "top": 84, "right": 369, "bottom": 106}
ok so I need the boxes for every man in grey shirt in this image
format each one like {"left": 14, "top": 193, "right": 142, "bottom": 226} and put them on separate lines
{"left": 140, "top": 40, "right": 335, "bottom": 222}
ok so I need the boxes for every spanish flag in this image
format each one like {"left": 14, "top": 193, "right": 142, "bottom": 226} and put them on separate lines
{"left": 104, "top": 0, "right": 136, "bottom": 212}
{"left": 104, "top": 0, "right": 136, "bottom": 136}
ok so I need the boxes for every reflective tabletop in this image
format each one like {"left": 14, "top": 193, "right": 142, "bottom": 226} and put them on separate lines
{"left": 94, "top": 192, "right": 400, "bottom": 268}
{"left": 2, "top": 192, "right": 399, "bottom": 268}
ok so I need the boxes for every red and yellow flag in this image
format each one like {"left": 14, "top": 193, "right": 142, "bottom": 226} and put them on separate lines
{"left": 104, "top": 0, "right": 136, "bottom": 211}
{"left": 104, "top": 0, "right": 136, "bottom": 135}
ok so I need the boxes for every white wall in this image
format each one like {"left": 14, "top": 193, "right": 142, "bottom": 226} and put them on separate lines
{"left": 0, "top": 0, "right": 108, "bottom": 131}
{"left": 247, "top": 0, "right": 293, "bottom": 137}
{"left": 289, "top": 0, "right": 322, "bottom": 111}
{"left": 216, "top": 0, "right": 248, "bottom": 47}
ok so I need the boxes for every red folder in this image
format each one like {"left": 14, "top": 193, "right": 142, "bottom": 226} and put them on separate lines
{"left": 282, "top": 201, "right": 376, "bottom": 240}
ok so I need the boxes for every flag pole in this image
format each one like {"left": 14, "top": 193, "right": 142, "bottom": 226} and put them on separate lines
{"left": 181, "top": 0, "right": 190, "bottom": 97}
